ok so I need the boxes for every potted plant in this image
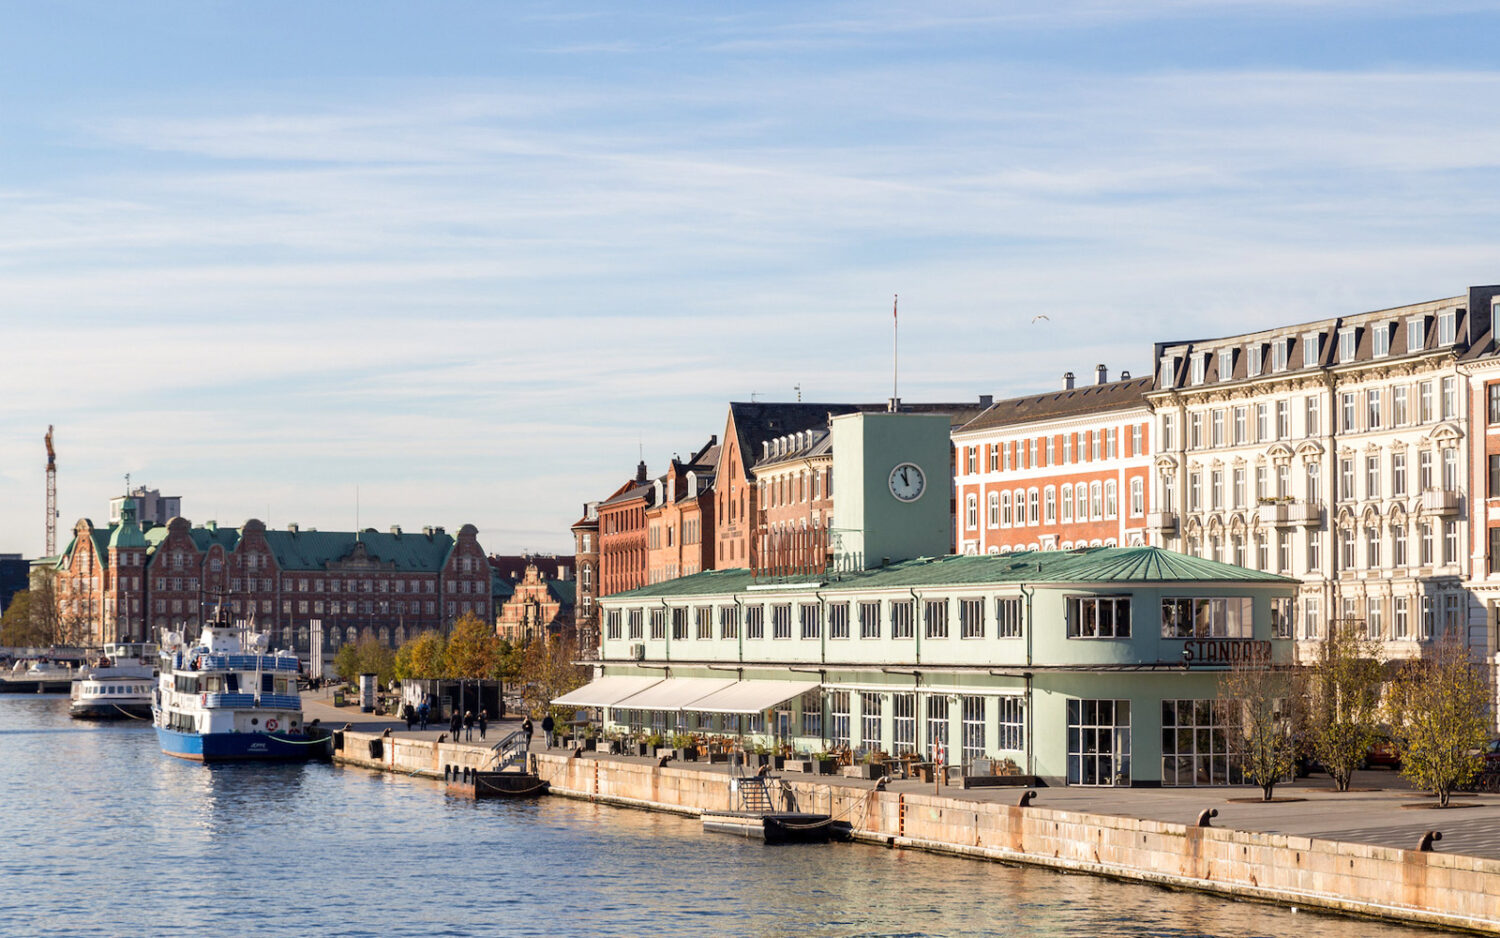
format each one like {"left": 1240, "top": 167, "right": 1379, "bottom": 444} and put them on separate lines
{"left": 673, "top": 733, "right": 699, "bottom": 761}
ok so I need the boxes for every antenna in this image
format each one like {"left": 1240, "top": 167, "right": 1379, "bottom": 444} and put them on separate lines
{"left": 355, "top": 485, "right": 360, "bottom": 535}
{"left": 891, "top": 294, "right": 900, "bottom": 412}
{"left": 794, "top": 383, "right": 802, "bottom": 402}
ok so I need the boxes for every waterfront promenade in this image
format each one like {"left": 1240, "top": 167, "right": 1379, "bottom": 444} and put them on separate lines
{"left": 305, "top": 691, "right": 1500, "bottom": 862}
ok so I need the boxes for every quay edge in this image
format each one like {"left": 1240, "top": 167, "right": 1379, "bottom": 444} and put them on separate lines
{"left": 332, "top": 730, "right": 1500, "bottom": 936}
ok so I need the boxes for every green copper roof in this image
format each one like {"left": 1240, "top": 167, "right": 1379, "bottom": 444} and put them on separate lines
{"left": 263, "top": 529, "right": 455, "bottom": 573}
{"left": 606, "top": 547, "right": 1296, "bottom": 600}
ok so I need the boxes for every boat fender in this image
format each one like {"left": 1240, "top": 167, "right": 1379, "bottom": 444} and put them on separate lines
{"left": 200, "top": 694, "right": 207, "bottom": 706}
{"left": 265, "top": 718, "right": 279, "bottom": 731}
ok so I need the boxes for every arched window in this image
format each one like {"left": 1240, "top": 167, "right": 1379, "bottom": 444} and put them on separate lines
{"left": 966, "top": 494, "right": 979, "bottom": 529}
{"left": 1043, "top": 486, "right": 1056, "bottom": 523}
{"left": 1090, "top": 481, "right": 1103, "bottom": 519}
{"left": 1027, "top": 488, "right": 1039, "bottom": 525}
{"left": 1074, "top": 482, "right": 1087, "bottom": 520}
{"left": 987, "top": 492, "right": 1000, "bottom": 528}
{"left": 581, "top": 564, "right": 592, "bottom": 590}
{"left": 1104, "top": 480, "right": 1117, "bottom": 519}
{"left": 1001, "top": 491, "right": 1012, "bottom": 527}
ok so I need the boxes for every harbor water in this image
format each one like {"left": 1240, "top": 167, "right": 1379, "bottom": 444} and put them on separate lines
{"left": 0, "top": 696, "right": 1460, "bottom": 937}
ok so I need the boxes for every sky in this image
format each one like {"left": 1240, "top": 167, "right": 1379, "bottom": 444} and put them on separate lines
{"left": 3, "top": 1, "right": 1500, "bottom": 559}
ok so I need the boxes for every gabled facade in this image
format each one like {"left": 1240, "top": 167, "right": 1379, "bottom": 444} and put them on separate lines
{"left": 645, "top": 437, "right": 718, "bottom": 584}
{"left": 571, "top": 502, "right": 600, "bottom": 651}
{"left": 598, "top": 463, "right": 653, "bottom": 597}
{"left": 495, "top": 562, "right": 576, "bottom": 644}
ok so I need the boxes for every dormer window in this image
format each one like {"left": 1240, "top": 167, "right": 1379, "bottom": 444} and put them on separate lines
{"left": 1217, "top": 349, "right": 1234, "bottom": 381}
{"left": 1303, "top": 332, "right": 1320, "bottom": 367}
{"left": 1408, "top": 316, "right": 1426, "bottom": 351}
{"left": 1271, "top": 338, "right": 1288, "bottom": 373}
{"left": 1372, "top": 322, "right": 1391, "bottom": 357}
{"left": 1191, "top": 354, "right": 1206, "bottom": 386}
{"left": 1247, "top": 343, "right": 1262, "bottom": 377}
{"left": 1438, "top": 309, "right": 1457, "bottom": 345}
{"left": 1159, "top": 355, "right": 1177, "bottom": 386}
{"left": 1338, "top": 328, "right": 1357, "bottom": 363}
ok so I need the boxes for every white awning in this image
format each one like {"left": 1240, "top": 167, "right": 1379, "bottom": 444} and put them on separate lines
{"left": 551, "top": 675, "right": 664, "bottom": 708}
{"left": 685, "top": 680, "right": 822, "bottom": 715}
{"left": 611, "top": 678, "right": 737, "bottom": 711}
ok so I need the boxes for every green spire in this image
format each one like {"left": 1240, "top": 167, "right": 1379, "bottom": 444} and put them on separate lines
{"left": 109, "top": 497, "right": 147, "bottom": 550}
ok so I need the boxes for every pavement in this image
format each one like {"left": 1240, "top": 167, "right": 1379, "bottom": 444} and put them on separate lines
{"left": 303, "top": 688, "right": 1500, "bottom": 860}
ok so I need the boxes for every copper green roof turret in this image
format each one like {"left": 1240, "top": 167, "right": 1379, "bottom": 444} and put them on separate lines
{"left": 109, "top": 499, "right": 147, "bottom": 550}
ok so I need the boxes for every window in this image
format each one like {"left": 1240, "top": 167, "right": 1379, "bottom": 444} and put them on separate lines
{"left": 1256, "top": 534, "right": 1269, "bottom": 571}
{"left": 892, "top": 693, "right": 916, "bottom": 755}
{"left": 1408, "top": 317, "right": 1425, "bottom": 351}
{"left": 1339, "top": 458, "right": 1354, "bottom": 500}
{"left": 1420, "top": 523, "right": 1434, "bottom": 565}
{"left": 1340, "top": 527, "right": 1355, "bottom": 569}
{"left": 1392, "top": 386, "right": 1408, "bottom": 426}
{"left": 1420, "top": 381, "right": 1434, "bottom": 423}
{"left": 1444, "top": 520, "right": 1458, "bottom": 565}
{"left": 891, "top": 600, "right": 914, "bottom": 639}
{"left": 802, "top": 691, "right": 822, "bottom": 738}
{"left": 1304, "top": 596, "right": 1321, "bottom": 640}
{"left": 1272, "top": 338, "right": 1289, "bottom": 372}
{"left": 719, "top": 606, "right": 738, "bottom": 639}
{"left": 1248, "top": 344, "right": 1263, "bottom": 377}
{"left": 961, "top": 696, "right": 985, "bottom": 768}
{"left": 1210, "top": 471, "right": 1223, "bottom": 510}
{"left": 829, "top": 690, "right": 850, "bottom": 748}
{"left": 1421, "top": 595, "right": 1434, "bottom": 639}
{"left": 1442, "top": 377, "right": 1457, "bottom": 419}
{"left": 1188, "top": 473, "right": 1202, "bottom": 511}
{"left": 1366, "top": 389, "right": 1382, "bottom": 429}
{"left": 1366, "top": 526, "right": 1381, "bottom": 568}
{"left": 1131, "top": 424, "right": 1142, "bottom": 456}
{"left": 1373, "top": 323, "right": 1391, "bottom": 357}
{"left": 695, "top": 606, "right": 712, "bottom": 640}
{"left": 1212, "top": 410, "right": 1224, "bottom": 447}
{"left": 828, "top": 603, "right": 849, "bottom": 640}
{"left": 987, "top": 492, "right": 1000, "bottom": 528}
{"left": 1393, "top": 451, "right": 1407, "bottom": 497}
{"left": 1160, "top": 699, "right": 1234, "bottom": 787}
{"left": 960, "top": 598, "right": 984, "bottom": 638}
{"left": 1275, "top": 399, "right": 1289, "bottom": 440}
{"left": 605, "top": 609, "right": 622, "bottom": 640}
{"left": 1339, "top": 329, "right": 1357, "bottom": 362}
{"left": 1490, "top": 384, "right": 1500, "bottom": 425}
{"left": 1305, "top": 396, "right": 1320, "bottom": 437}
{"left": 1091, "top": 481, "right": 1104, "bottom": 518}
{"left": 1438, "top": 309, "right": 1457, "bottom": 345}
{"left": 861, "top": 693, "right": 883, "bottom": 749}
{"left": 1233, "top": 407, "right": 1246, "bottom": 444}
{"left": 998, "top": 696, "right": 1024, "bottom": 751}
{"left": 1303, "top": 333, "right": 1320, "bottom": 367}
{"left": 1130, "top": 478, "right": 1144, "bottom": 516}
{"left": 1001, "top": 491, "right": 1012, "bottom": 527}
{"left": 672, "top": 607, "right": 688, "bottom": 640}
{"left": 650, "top": 609, "right": 666, "bottom": 640}
{"left": 1419, "top": 450, "right": 1433, "bottom": 490}
{"left": 1160, "top": 597, "right": 1253, "bottom": 638}
{"left": 1394, "top": 596, "right": 1409, "bottom": 639}
{"left": 924, "top": 600, "right": 949, "bottom": 639}
{"left": 746, "top": 605, "right": 764, "bottom": 640}
{"left": 1191, "top": 355, "right": 1205, "bottom": 385}
{"left": 1028, "top": 489, "right": 1039, "bottom": 524}
{"left": 1393, "top": 525, "right": 1408, "bottom": 566}
{"left": 925, "top": 696, "right": 949, "bottom": 762}
{"left": 1161, "top": 414, "right": 1174, "bottom": 450}
{"left": 1232, "top": 468, "right": 1245, "bottom": 509}
{"left": 966, "top": 494, "right": 978, "bottom": 530}
{"left": 1104, "top": 481, "right": 1117, "bottom": 519}
{"left": 1218, "top": 348, "right": 1234, "bottom": 380}
{"left": 1443, "top": 447, "right": 1458, "bottom": 491}
{"left": 1342, "top": 393, "right": 1357, "bottom": 432}
{"left": 966, "top": 447, "right": 976, "bottom": 474}
{"left": 1068, "top": 596, "right": 1131, "bottom": 638}
{"left": 1256, "top": 403, "right": 1269, "bottom": 441}
{"left": 859, "top": 601, "right": 880, "bottom": 639}
{"left": 1366, "top": 455, "right": 1380, "bottom": 499}
{"left": 1189, "top": 412, "right": 1203, "bottom": 449}
{"left": 1490, "top": 454, "right": 1500, "bottom": 499}
{"left": 772, "top": 604, "right": 792, "bottom": 639}
{"left": 1271, "top": 597, "right": 1294, "bottom": 639}
{"left": 995, "top": 597, "right": 1023, "bottom": 638}
{"left": 1061, "top": 486, "right": 1073, "bottom": 523}
{"left": 799, "top": 603, "right": 821, "bottom": 640}
{"left": 1066, "top": 699, "right": 1131, "bottom": 786}
{"left": 1044, "top": 486, "right": 1056, "bottom": 524}
{"left": 1368, "top": 598, "right": 1384, "bottom": 640}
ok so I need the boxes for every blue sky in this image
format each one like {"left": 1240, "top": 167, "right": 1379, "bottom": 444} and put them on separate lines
{"left": 4, "top": 1, "right": 1500, "bottom": 558}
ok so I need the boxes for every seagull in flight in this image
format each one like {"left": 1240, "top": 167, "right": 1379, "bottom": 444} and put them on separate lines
{"left": 1032, "top": 314, "right": 1050, "bottom": 323}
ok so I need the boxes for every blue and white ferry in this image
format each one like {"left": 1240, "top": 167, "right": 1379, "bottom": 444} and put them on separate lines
{"left": 70, "top": 642, "right": 158, "bottom": 720}
{"left": 153, "top": 622, "right": 332, "bottom": 763}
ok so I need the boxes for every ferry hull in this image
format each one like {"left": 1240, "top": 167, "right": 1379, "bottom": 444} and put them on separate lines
{"left": 71, "top": 701, "right": 153, "bottom": 720}
{"left": 156, "top": 726, "right": 333, "bottom": 763}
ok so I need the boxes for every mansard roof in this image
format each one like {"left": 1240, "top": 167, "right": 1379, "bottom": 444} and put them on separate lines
{"left": 957, "top": 377, "right": 1153, "bottom": 435}
{"left": 728, "top": 400, "right": 990, "bottom": 475}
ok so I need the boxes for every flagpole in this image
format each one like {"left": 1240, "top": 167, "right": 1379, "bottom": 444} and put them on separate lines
{"left": 892, "top": 293, "right": 899, "bottom": 412}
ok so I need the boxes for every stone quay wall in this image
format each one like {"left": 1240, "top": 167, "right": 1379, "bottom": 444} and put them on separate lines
{"left": 333, "top": 732, "right": 1500, "bottom": 935}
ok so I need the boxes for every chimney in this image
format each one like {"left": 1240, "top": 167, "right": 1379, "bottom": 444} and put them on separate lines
{"left": 390, "top": 525, "right": 402, "bottom": 535}
{"left": 978, "top": 394, "right": 993, "bottom": 407}
{"left": 1063, "top": 372, "right": 1075, "bottom": 390}
{"left": 287, "top": 523, "right": 299, "bottom": 534}
{"left": 1120, "top": 370, "right": 1131, "bottom": 380}
{"left": 635, "top": 460, "right": 648, "bottom": 483}
{"left": 1095, "top": 364, "right": 1108, "bottom": 385}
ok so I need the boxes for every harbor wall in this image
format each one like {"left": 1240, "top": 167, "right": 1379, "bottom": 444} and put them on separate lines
{"left": 333, "top": 732, "right": 1500, "bottom": 935}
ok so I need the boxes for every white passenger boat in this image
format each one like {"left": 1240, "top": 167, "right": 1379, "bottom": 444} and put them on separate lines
{"left": 153, "top": 623, "right": 332, "bottom": 763}
{"left": 69, "top": 642, "right": 157, "bottom": 720}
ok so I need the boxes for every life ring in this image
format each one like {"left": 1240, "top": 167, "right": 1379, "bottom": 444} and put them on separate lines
{"left": 265, "top": 718, "right": 279, "bottom": 731}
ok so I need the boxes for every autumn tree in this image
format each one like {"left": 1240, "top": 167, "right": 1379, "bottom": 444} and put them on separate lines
{"left": 1219, "top": 658, "right": 1302, "bottom": 801}
{"left": 1386, "top": 641, "right": 1490, "bottom": 807}
{"left": 333, "top": 636, "right": 396, "bottom": 685}
{"left": 443, "top": 613, "right": 504, "bottom": 680}
{"left": 515, "top": 630, "right": 588, "bottom": 720}
{"left": 394, "top": 629, "right": 448, "bottom": 680}
{"left": 1305, "top": 619, "right": 1384, "bottom": 791}
{"left": 0, "top": 591, "right": 45, "bottom": 647}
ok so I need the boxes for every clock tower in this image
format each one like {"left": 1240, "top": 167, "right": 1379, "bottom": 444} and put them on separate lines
{"left": 830, "top": 411, "right": 952, "bottom": 572}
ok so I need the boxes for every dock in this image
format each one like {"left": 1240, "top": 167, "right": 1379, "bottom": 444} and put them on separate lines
{"left": 444, "top": 765, "right": 549, "bottom": 799}
{"left": 701, "top": 810, "right": 836, "bottom": 843}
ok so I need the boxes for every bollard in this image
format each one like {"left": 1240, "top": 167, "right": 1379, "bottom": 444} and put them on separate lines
{"left": 1196, "top": 808, "right": 1218, "bottom": 827}
{"left": 1017, "top": 790, "right": 1037, "bottom": 808}
{"left": 1418, "top": 830, "right": 1442, "bottom": 852}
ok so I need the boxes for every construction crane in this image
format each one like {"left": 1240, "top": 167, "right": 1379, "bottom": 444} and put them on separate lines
{"left": 45, "top": 425, "right": 56, "bottom": 556}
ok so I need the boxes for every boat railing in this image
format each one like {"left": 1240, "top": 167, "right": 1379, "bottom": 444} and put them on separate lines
{"left": 197, "top": 655, "right": 299, "bottom": 672}
{"left": 257, "top": 693, "right": 301, "bottom": 710}
{"left": 201, "top": 692, "right": 302, "bottom": 710}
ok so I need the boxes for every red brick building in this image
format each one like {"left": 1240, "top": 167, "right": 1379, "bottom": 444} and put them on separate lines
{"left": 598, "top": 462, "right": 652, "bottom": 597}
{"left": 494, "top": 562, "right": 575, "bottom": 644}
{"left": 951, "top": 369, "right": 1155, "bottom": 554}
{"left": 570, "top": 502, "right": 599, "bottom": 648}
{"left": 646, "top": 438, "right": 718, "bottom": 584}
{"left": 53, "top": 513, "right": 491, "bottom": 653}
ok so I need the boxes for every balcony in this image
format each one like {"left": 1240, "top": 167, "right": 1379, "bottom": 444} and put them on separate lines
{"left": 1256, "top": 503, "right": 1287, "bottom": 525}
{"left": 1421, "top": 489, "right": 1460, "bottom": 515}
{"left": 1286, "top": 501, "right": 1321, "bottom": 525}
{"left": 1147, "top": 511, "right": 1178, "bottom": 534}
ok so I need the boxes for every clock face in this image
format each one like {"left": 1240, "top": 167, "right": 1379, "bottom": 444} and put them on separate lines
{"left": 889, "top": 462, "right": 926, "bottom": 502}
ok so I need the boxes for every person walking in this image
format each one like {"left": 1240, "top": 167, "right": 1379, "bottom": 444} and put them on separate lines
{"left": 403, "top": 703, "right": 415, "bottom": 732}
{"left": 477, "top": 710, "right": 488, "bottom": 741}
{"left": 463, "top": 710, "right": 475, "bottom": 742}
{"left": 449, "top": 708, "right": 462, "bottom": 740}
{"left": 541, "top": 713, "right": 555, "bottom": 749}
{"left": 521, "top": 715, "right": 534, "bottom": 751}
{"left": 418, "top": 699, "right": 430, "bottom": 731}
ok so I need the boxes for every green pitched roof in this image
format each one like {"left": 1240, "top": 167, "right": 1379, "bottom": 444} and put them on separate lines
{"left": 263, "top": 529, "right": 455, "bottom": 573}
{"left": 547, "top": 579, "right": 576, "bottom": 605}
{"left": 607, "top": 547, "right": 1296, "bottom": 600}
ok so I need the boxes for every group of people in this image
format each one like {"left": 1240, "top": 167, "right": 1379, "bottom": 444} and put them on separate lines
{"left": 396, "top": 694, "right": 559, "bottom": 749}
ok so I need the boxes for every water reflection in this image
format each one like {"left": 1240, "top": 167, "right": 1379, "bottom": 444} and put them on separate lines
{"left": 0, "top": 696, "right": 1465, "bottom": 938}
